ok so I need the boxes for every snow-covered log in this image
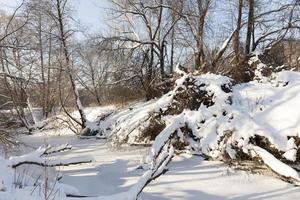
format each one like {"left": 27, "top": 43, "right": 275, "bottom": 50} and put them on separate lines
{"left": 250, "top": 145, "right": 300, "bottom": 183}
{"left": 44, "top": 143, "right": 72, "bottom": 154}
{"left": 97, "top": 142, "right": 174, "bottom": 200}
{"left": 10, "top": 157, "right": 92, "bottom": 168}
{"left": 143, "top": 115, "right": 183, "bottom": 168}
{"left": 96, "top": 116, "right": 179, "bottom": 200}
{"left": 104, "top": 73, "right": 232, "bottom": 146}
{"left": 8, "top": 144, "right": 92, "bottom": 168}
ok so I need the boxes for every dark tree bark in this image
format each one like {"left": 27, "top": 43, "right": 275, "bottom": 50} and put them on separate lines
{"left": 194, "top": 0, "right": 211, "bottom": 71}
{"left": 245, "top": 0, "right": 254, "bottom": 54}
{"left": 233, "top": 0, "right": 243, "bottom": 64}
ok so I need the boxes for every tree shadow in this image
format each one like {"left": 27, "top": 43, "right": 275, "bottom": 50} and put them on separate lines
{"left": 60, "top": 158, "right": 143, "bottom": 196}
{"left": 140, "top": 155, "right": 300, "bottom": 200}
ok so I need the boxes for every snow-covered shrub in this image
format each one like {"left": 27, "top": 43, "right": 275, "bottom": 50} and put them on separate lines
{"left": 0, "top": 129, "right": 18, "bottom": 156}
{"left": 249, "top": 52, "right": 289, "bottom": 85}
{"left": 39, "top": 106, "right": 116, "bottom": 136}
{"left": 105, "top": 74, "right": 233, "bottom": 147}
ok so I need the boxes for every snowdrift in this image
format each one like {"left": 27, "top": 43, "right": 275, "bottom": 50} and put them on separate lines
{"left": 97, "top": 62, "right": 300, "bottom": 183}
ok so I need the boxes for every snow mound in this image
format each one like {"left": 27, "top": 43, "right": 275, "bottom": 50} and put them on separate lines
{"left": 99, "top": 70, "right": 300, "bottom": 182}
{"left": 101, "top": 74, "right": 232, "bottom": 146}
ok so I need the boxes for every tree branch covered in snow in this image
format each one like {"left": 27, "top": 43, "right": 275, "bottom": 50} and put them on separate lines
{"left": 250, "top": 145, "right": 300, "bottom": 183}
{"left": 10, "top": 158, "right": 92, "bottom": 168}
{"left": 97, "top": 137, "right": 175, "bottom": 200}
{"left": 9, "top": 144, "right": 92, "bottom": 168}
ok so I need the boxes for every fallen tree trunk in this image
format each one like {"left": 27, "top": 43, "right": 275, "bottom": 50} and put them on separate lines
{"left": 10, "top": 158, "right": 92, "bottom": 168}
{"left": 98, "top": 145, "right": 174, "bottom": 200}
{"left": 97, "top": 123, "right": 176, "bottom": 200}
{"left": 9, "top": 143, "right": 92, "bottom": 168}
{"left": 250, "top": 145, "right": 300, "bottom": 184}
{"left": 136, "top": 144, "right": 174, "bottom": 198}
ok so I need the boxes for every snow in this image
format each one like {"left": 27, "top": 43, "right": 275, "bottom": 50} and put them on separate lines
{"left": 98, "top": 70, "right": 300, "bottom": 184}
{"left": 1, "top": 127, "right": 300, "bottom": 200}
{"left": 100, "top": 94, "right": 173, "bottom": 143}
{"left": 0, "top": 133, "right": 147, "bottom": 200}
{"left": 71, "top": 105, "right": 116, "bottom": 122}
{"left": 174, "top": 63, "right": 187, "bottom": 75}
{"left": 96, "top": 70, "right": 300, "bottom": 187}
{"left": 8, "top": 143, "right": 92, "bottom": 168}
{"left": 283, "top": 149, "right": 297, "bottom": 162}
{"left": 141, "top": 154, "right": 300, "bottom": 200}
{"left": 251, "top": 145, "right": 300, "bottom": 181}
{"left": 8, "top": 146, "right": 47, "bottom": 166}
{"left": 283, "top": 138, "right": 297, "bottom": 161}
{"left": 148, "top": 115, "right": 182, "bottom": 161}
{"left": 161, "top": 70, "right": 300, "bottom": 162}
{"left": 231, "top": 70, "right": 300, "bottom": 153}
{"left": 40, "top": 105, "right": 117, "bottom": 136}
{"left": 103, "top": 73, "right": 233, "bottom": 150}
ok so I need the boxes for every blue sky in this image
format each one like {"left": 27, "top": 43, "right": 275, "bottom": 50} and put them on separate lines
{"left": 0, "top": 0, "right": 108, "bottom": 34}
{"left": 72, "top": 0, "right": 109, "bottom": 34}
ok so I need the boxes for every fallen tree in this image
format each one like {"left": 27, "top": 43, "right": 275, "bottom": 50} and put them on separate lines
{"left": 94, "top": 54, "right": 300, "bottom": 199}
{"left": 8, "top": 143, "right": 92, "bottom": 168}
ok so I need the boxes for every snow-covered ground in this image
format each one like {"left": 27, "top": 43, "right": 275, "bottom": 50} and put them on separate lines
{"left": 3, "top": 132, "right": 300, "bottom": 200}
{"left": 20, "top": 133, "right": 145, "bottom": 197}
{"left": 142, "top": 154, "right": 300, "bottom": 200}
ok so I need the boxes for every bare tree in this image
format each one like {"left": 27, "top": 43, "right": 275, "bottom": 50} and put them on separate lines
{"left": 245, "top": 0, "right": 254, "bottom": 54}
{"left": 180, "top": 0, "right": 212, "bottom": 71}
{"left": 49, "top": 0, "right": 88, "bottom": 131}
{"left": 108, "top": 0, "right": 182, "bottom": 99}
{"left": 25, "top": 0, "right": 59, "bottom": 118}
{"left": 0, "top": 3, "right": 39, "bottom": 131}
{"left": 233, "top": 0, "right": 244, "bottom": 64}
{"left": 76, "top": 40, "right": 108, "bottom": 106}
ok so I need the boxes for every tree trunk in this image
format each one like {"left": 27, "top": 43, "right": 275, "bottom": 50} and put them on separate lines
{"left": 233, "top": 0, "right": 243, "bottom": 64}
{"left": 56, "top": 0, "right": 87, "bottom": 129}
{"left": 170, "top": 28, "right": 175, "bottom": 74}
{"left": 160, "top": 41, "right": 165, "bottom": 79}
{"left": 245, "top": 0, "right": 254, "bottom": 55}
{"left": 145, "top": 44, "right": 155, "bottom": 100}
{"left": 45, "top": 28, "right": 53, "bottom": 118}
{"left": 195, "top": 0, "right": 210, "bottom": 71}
{"left": 38, "top": 13, "right": 47, "bottom": 118}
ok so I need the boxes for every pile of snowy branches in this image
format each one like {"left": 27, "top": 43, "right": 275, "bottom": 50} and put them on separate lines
{"left": 93, "top": 54, "right": 300, "bottom": 200}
